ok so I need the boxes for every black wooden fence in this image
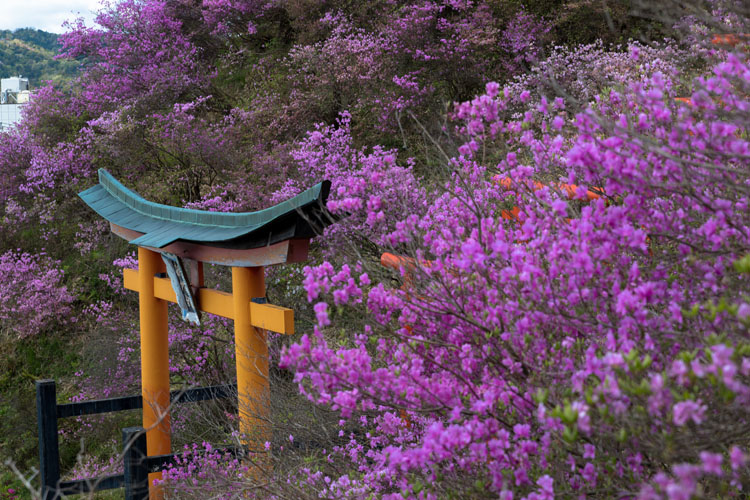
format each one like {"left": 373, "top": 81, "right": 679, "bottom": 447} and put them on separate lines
{"left": 36, "top": 379, "right": 239, "bottom": 500}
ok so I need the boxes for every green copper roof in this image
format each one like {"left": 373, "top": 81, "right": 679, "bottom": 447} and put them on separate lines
{"left": 78, "top": 169, "right": 333, "bottom": 249}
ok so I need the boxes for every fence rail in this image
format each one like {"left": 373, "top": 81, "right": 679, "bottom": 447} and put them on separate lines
{"left": 36, "top": 379, "right": 237, "bottom": 500}
{"left": 58, "top": 474, "right": 124, "bottom": 495}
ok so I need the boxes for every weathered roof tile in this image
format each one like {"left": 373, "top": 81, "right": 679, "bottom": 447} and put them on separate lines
{"left": 79, "top": 169, "right": 333, "bottom": 249}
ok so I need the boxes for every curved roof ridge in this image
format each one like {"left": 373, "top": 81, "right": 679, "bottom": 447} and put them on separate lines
{"left": 79, "top": 169, "right": 333, "bottom": 250}
{"left": 96, "top": 169, "right": 325, "bottom": 228}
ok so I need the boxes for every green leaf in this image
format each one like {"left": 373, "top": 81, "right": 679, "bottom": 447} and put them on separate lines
{"left": 562, "top": 402, "right": 577, "bottom": 424}
{"left": 642, "top": 354, "right": 652, "bottom": 370}
{"left": 616, "top": 428, "right": 627, "bottom": 443}
{"left": 733, "top": 254, "right": 750, "bottom": 273}
{"left": 534, "top": 388, "right": 548, "bottom": 404}
{"left": 563, "top": 425, "right": 578, "bottom": 443}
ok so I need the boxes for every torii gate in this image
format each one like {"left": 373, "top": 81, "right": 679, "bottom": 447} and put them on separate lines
{"left": 79, "top": 169, "right": 334, "bottom": 497}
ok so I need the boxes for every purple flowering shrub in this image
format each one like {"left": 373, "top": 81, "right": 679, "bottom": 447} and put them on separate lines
{"left": 499, "top": 8, "right": 552, "bottom": 74}
{"left": 272, "top": 111, "right": 428, "bottom": 257}
{"left": 278, "top": 2, "right": 550, "bottom": 136}
{"left": 58, "top": 0, "right": 213, "bottom": 116}
{"left": 156, "top": 442, "right": 250, "bottom": 499}
{"left": 0, "top": 251, "right": 75, "bottom": 339}
{"left": 278, "top": 48, "right": 750, "bottom": 498}
{"left": 83, "top": 97, "right": 276, "bottom": 205}
{"left": 503, "top": 39, "right": 696, "bottom": 112}
{"left": 0, "top": 129, "right": 31, "bottom": 207}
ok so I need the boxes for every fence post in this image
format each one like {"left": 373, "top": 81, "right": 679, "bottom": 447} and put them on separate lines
{"left": 123, "top": 427, "right": 149, "bottom": 500}
{"left": 36, "top": 380, "right": 60, "bottom": 500}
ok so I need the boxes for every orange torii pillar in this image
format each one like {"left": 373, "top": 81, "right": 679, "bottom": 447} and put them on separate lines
{"left": 232, "top": 266, "right": 270, "bottom": 450}
{"left": 136, "top": 248, "right": 171, "bottom": 498}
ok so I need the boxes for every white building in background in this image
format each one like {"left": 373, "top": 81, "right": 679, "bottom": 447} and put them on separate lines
{"left": 0, "top": 104, "right": 24, "bottom": 130}
{"left": 0, "top": 76, "right": 30, "bottom": 131}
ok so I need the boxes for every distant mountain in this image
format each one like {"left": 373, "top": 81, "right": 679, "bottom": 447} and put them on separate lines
{"left": 0, "top": 28, "right": 78, "bottom": 86}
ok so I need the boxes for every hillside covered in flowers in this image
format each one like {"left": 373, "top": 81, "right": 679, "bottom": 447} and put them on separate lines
{"left": 1, "top": 0, "right": 749, "bottom": 498}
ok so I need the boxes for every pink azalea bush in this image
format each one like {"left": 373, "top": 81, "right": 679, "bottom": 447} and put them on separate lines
{"left": 0, "top": 250, "right": 74, "bottom": 339}
{"left": 503, "top": 39, "right": 696, "bottom": 109}
{"left": 272, "top": 111, "right": 427, "bottom": 256}
{"left": 279, "top": 47, "right": 750, "bottom": 499}
{"left": 156, "top": 442, "right": 250, "bottom": 499}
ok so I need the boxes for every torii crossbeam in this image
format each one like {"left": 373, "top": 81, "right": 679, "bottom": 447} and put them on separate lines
{"left": 79, "top": 169, "right": 334, "bottom": 498}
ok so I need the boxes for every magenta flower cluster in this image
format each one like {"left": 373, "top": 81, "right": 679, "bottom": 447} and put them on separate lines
{"left": 272, "top": 111, "right": 427, "bottom": 256}
{"left": 0, "top": 250, "right": 74, "bottom": 338}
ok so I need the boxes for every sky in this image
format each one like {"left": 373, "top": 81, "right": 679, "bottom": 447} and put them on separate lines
{"left": 1, "top": 0, "right": 101, "bottom": 34}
